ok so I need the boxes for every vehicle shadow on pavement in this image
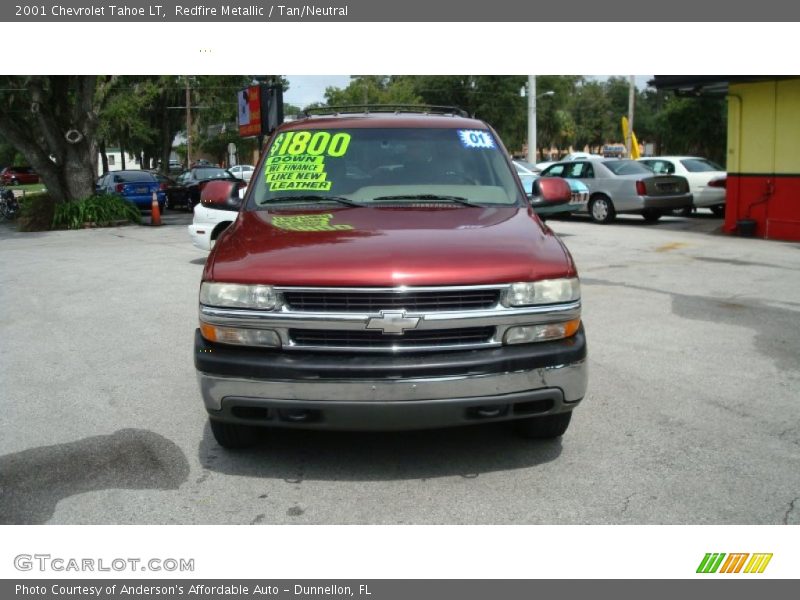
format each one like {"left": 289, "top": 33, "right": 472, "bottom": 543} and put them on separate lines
{"left": 197, "top": 421, "right": 563, "bottom": 482}
{"left": 0, "top": 429, "right": 190, "bottom": 524}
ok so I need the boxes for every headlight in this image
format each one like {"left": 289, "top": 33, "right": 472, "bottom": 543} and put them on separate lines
{"left": 200, "top": 282, "right": 278, "bottom": 310}
{"left": 506, "top": 278, "right": 580, "bottom": 306}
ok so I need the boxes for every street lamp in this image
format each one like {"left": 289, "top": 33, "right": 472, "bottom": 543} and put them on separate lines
{"left": 526, "top": 76, "right": 555, "bottom": 164}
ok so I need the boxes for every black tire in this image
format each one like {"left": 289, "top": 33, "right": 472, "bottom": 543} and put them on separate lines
{"left": 642, "top": 209, "right": 663, "bottom": 223}
{"left": 675, "top": 206, "right": 694, "bottom": 217}
{"left": 588, "top": 195, "right": 616, "bottom": 224}
{"left": 710, "top": 205, "right": 725, "bottom": 218}
{"left": 209, "top": 418, "right": 260, "bottom": 449}
{"left": 513, "top": 412, "right": 573, "bottom": 439}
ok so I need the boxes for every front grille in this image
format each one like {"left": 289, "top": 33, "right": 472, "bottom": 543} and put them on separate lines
{"left": 289, "top": 327, "right": 495, "bottom": 349}
{"left": 283, "top": 289, "right": 501, "bottom": 312}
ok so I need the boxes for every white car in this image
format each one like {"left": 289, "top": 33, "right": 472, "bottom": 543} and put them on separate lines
{"left": 227, "top": 164, "right": 255, "bottom": 182}
{"left": 638, "top": 156, "right": 726, "bottom": 216}
{"left": 188, "top": 186, "right": 245, "bottom": 250}
{"left": 536, "top": 152, "right": 603, "bottom": 171}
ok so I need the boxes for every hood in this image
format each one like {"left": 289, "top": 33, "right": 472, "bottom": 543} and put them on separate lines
{"left": 205, "top": 206, "right": 575, "bottom": 287}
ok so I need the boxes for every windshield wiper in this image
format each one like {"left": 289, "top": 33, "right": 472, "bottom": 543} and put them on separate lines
{"left": 371, "top": 194, "right": 480, "bottom": 207}
{"left": 257, "top": 195, "right": 363, "bottom": 207}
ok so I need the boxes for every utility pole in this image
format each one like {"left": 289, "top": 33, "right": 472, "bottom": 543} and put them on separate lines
{"left": 626, "top": 75, "right": 635, "bottom": 157}
{"left": 185, "top": 77, "right": 192, "bottom": 167}
{"left": 527, "top": 75, "right": 536, "bottom": 164}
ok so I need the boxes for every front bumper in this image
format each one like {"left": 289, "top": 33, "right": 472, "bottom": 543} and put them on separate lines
{"left": 195, "top": 326, "right": 588, "bottom": 431}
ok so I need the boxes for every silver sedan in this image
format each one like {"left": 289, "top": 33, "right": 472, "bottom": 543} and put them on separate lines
{"left": 541, "top": 158, "right": 692, "bottom": 223}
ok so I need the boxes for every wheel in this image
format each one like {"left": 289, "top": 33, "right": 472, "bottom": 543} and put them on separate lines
{"left": 209, "top": 418, "right": 260, "bottom": 449}
{"left": 710, "top": 205, "right": 725, "bottom": 218}
{"left": 642, "top": 209, "right": 663, "bottom": 223}
{"left": 163, "top": 196, "right": 170, "bottom": 211}
{"left": 513, "top": 412, "right": 573, "bottom": 439}
{"left": 588, "top": 195, "right": 616, "bottom": 224}
{"left": 675, "top": 206, "right": 694, "bottom": 217}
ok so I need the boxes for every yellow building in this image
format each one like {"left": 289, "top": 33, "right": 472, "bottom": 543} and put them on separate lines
{"left": 653, "top": 76, "right": 800, "bottom": 241}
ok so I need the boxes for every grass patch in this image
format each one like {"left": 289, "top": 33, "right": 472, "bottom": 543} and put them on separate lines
{"left": 16, "top": 183, "right": 46, "bottom": 195}
{"left": 52, "top": 194, "right": 141, "bottom": 230}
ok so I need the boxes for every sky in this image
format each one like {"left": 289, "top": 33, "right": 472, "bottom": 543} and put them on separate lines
{"left": 284, "top": 75, "right": 654, "bottom": 109}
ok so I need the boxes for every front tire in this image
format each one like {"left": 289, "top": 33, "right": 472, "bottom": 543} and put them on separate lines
{"left": 209, "top": 419, "right": 259, "bottom": 449}
{"left": 710, "top": 205, "right": 725, "bottom": 218}
{"left": 589, "top": 195, "right": 616, "bottom": 224}
{"left": 513, "top": 412, "right": 573, "bottom": 439}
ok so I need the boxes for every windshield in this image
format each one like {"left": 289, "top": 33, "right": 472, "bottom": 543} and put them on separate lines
{"left": 603, "top": 160, "right": 653, "bottom": 176}
{"left": 681, "top": 158, "right": 724, "bottom": 172}
{"left": 248, "top": 127, "right": 524, "bottom": 208}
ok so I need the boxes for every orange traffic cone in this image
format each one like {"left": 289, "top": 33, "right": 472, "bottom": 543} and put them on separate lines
{"left": 151, "top": 191, "right": 161, "bottom": 226}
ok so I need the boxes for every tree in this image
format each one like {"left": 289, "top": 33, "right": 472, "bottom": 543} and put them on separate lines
{"left": 0, "top": 76, "right": 116, "bottom": 203}
{"left": 602, "top": 76, "right": 632, "bottom": 142}
{"left": 571, "top": 80, "right": 610, "bottom": 151}
{"left": 535, "top": 76, "right": 581, "bottom": 157}
{"left": 655, "top": 95, "right": 727, "bottom": 164}
{"left": 324, "top": 76, "right": 421, "bottom": 106}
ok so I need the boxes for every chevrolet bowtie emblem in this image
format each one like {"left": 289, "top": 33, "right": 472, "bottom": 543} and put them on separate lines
{"left": 365, "top": 310, "right": 421, "bottom": 335}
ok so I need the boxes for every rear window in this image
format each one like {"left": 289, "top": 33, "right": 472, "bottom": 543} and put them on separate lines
{"left": 195, "top": 168, "right": 231, "bottom": 179}
{"left": 603, "top": 160, "right": 653, "bottom": 176}
{"left": 116, "top": 171, "right": 156, "bottom": 182}
{"left": 680, "top": 158, "right": 724, "bottom": 172}
{"left": 249, "top": 127, "right": 524, "bottom": 208}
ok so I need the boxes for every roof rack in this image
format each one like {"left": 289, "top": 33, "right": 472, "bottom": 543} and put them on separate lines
{"left": 300, "top": 104, "right": 471, "bottom": 118}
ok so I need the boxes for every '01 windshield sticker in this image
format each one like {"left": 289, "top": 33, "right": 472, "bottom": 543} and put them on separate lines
{"left": 458, "top": 129, "right": 496, "bottom": 149}
{"left": 271, "top": 214, "right": 353, "bottom": 232}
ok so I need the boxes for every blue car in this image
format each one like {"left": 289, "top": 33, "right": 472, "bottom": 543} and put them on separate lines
{"left": 514, "top": 160, "right": 589, "bottom": 218}
{"left": 96, "top": 170, "right": 166, "bottom": 213}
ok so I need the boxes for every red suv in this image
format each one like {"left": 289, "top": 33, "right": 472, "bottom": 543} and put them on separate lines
{"left": 194, "top": 107, "right": 588, "bottom": 448}
{"left": 1, "top": 166, "right": 40, "bottom": 185}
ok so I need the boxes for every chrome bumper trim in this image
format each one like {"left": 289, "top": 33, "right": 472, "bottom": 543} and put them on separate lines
{"left": 198, "top": 358, "right": 587, "bottom": 412}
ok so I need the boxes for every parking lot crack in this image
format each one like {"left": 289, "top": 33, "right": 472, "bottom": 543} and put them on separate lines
{"left": 783, "top": 497, "right": 799, "bottom": 525}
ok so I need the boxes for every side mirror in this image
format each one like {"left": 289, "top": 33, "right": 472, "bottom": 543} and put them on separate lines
{"left": 200, "top": 180, "right": 244, "bottom": 211}
{"left": 531, "top": 177, "right": 571, "bottom": 205}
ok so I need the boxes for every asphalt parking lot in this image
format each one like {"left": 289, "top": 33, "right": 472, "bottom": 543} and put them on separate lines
{"left": 1, "top": 210, "right": 798, "bottom": 524}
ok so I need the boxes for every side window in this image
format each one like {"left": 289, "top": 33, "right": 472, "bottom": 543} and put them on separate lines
{"left": 544, "top": 164, "right": 566, "bottom": 177}
{"left": 647, "top": 160, "right": 675, "bottom": 175}
{"left": 568, "top": 162, "right": 594, "bottom": 178}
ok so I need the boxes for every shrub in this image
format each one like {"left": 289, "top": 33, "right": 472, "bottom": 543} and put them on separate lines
{"left": 52, "top": 194, "right": 141, "bottom": 230}
{"left": 17, "top": 193, "right": 56, "bottom": 232}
